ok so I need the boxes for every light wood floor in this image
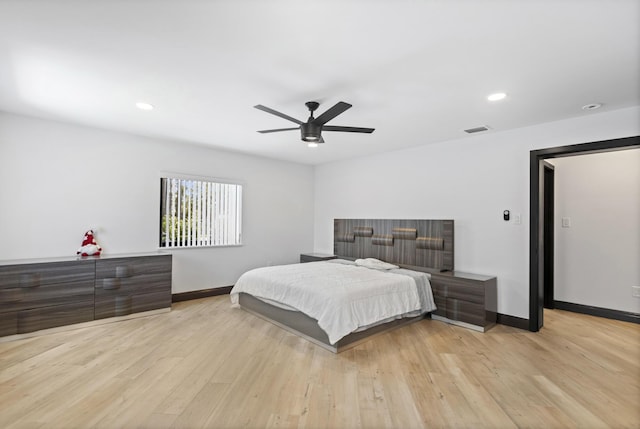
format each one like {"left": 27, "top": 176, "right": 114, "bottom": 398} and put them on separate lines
{"left": 0, "top": 296, "right": 638, "bottom": 429}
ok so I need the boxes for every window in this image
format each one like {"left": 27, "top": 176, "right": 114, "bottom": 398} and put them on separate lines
{"left": 160, "top": 175, "right": 242, "bottom": 248}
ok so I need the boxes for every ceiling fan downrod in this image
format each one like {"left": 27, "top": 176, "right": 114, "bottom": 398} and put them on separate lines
{"left": 305, "top": 101, "right": 319, "bottom": 121}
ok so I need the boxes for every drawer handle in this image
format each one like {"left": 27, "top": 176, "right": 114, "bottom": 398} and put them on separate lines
{"left": 115, "top": 266, "right": 132, "bottom": 278}
{"left": 103, "top": 278, "right": 121, "bottom": 290}
{"left": 19, "top": 273, "right": 40, "bottom": 288}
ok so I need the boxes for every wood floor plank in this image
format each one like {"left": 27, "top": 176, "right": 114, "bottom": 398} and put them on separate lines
{"left": 532, "top": 374, "right": 609, "bottom": 428}
{"left": 0, "top": 297, "right": 638, "bottom": 428}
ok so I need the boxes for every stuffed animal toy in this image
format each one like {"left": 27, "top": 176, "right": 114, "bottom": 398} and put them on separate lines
{"left": 77, "top": 229, "right": 102, "bottom": 256}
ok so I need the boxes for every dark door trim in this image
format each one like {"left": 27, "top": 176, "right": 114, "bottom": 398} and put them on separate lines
{"left": 542, "top": 161, "right": 555, "bottom": 310}
{"left": 529, "top": 135, "right": 640, "bottom": 332}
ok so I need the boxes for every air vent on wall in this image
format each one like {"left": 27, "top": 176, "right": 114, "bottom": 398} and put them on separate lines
{"left": 464, "top": 125, "right": 491, "bottom": 134}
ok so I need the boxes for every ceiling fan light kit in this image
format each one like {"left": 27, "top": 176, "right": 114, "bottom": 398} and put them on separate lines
{"left": 255, "top": 100, "right": 374, "bottom": 145}
{"left": 301, "top": 122, "right": 322, "bottom": 142}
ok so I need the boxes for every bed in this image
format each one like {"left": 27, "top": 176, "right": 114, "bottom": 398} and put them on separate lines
{"left": 230, "top": 219, "right": 454, "bottom": 353}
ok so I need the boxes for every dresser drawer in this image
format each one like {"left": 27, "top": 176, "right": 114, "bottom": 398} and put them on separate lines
{"left": 431, "top": 275, "right": 485, "bottom": 304}
{"left": 17, "top": 300, "right": 94, "bottom": 334}
{"left": 445, "top": 285, "right": 484, "bottom": 305}
{"left": 0, "top": 261, "right": 94, "bottom": 289}
{"left": 132, "top": 291, "right": 171, "bottom": 314}
{"left": 5, "top": 280, "right": 95, "bottom": 313}
{"left": 95, "top": 256, "right": 171, "bottom": 280}
{"left": 94, "top": 290, "right": 171, "bottom": 319}
{"left": 95, "top": 255, "right": 171, "bottom": 294}
{"left": 94, "top": 272, "right": 171, "bottom": 295}
{"left": 446, "top": 298, "right": 485, "bottom": 327}
{"left": 2, "top": 300, "right": 95, "bottom": 335}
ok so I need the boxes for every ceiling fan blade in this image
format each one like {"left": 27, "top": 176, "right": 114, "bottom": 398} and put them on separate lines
{"left": 254, "top": 105, "right": 303, "bottom": 125}
{"left": 257, "top": 127, "right": 299, "bottom": 134}
{"left": 313, "top": 101, "right": 352, "bottom": 126}
{"left": 323, "top": 125, "right": 375, "bottom": 133}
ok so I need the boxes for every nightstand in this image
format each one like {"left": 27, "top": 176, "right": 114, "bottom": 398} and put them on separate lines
{"left": 299, "top": 253, "right": 338, "bottom": 263}
{"left": 429, "top": 271, "right": 497, "bottom": 332}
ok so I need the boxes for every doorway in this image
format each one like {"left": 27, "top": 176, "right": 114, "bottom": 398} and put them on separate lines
{"left": 528, "top": 135, "right": 640, "bottom": 332}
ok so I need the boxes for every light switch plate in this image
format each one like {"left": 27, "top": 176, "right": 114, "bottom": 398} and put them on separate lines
{"left": 561, "top": 217, "right": 571, "bottom": 228}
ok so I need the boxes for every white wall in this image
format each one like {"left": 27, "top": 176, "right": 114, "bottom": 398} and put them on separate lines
{"left": 550, "top": 149, "right": 640, "bottom": 314}
{"left": 314, "top": 106, "right": 640, "bottom": 319}
{"left": 0, "top": 112, "right": 315, "bottom": 293}
{"left": 2, "top": 107, "right": 638, "bottom": 316}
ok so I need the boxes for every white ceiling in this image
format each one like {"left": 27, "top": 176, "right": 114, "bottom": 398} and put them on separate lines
{"left": 0, "top": 0, "right": 638, "bottom": 165}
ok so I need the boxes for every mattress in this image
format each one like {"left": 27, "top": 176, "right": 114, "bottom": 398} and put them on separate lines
{"left": 230, "top": 259, "right": 436, "bottom": 344}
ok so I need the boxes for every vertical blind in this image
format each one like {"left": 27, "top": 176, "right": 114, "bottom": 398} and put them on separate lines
{"left": 160, "top": 177, "right": 242, "bottom": 248}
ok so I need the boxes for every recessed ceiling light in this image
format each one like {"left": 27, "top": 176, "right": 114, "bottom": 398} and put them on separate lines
{"left": 582, "top": 103, "right": 602, "bottom": 111}
{"left": 135, "top": 102, "right": 154, "bottom": 111}
{"left": 487, "top": 92, "right": 507, "bottom": 102}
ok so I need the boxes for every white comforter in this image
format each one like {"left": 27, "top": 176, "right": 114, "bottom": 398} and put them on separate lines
{"left": 230, "top": 260, "right": 435, "bottom": 344}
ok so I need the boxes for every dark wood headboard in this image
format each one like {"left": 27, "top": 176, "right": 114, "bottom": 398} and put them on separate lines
{"left": 333, "top": 219, "right": 454, "bottom": 272}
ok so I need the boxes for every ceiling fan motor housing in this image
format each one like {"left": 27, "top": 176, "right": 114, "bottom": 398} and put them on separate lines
{"left": 301, "top": 122, "right": 322, "bottom": 142}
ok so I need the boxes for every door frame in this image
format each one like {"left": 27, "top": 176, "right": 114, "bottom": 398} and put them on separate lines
{"left": 542, "top": 161, "right": 555, "bottom": 310}
{"left": 529, "top": 135, "right": 639, "bottom": 332}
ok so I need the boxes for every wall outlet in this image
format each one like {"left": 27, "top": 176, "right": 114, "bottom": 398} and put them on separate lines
{"left": 561, "top": 217, "right": 571, "bottom": 228}
{"left": 632, "top": 286, "right": 640, "bottom": 298}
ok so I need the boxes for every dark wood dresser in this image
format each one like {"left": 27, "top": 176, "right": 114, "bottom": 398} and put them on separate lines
{"left": 429, "top": 271, "right": 497, "bottom": 332}
{"left": 0, "top": 253, "right": 172, "bottom": 338}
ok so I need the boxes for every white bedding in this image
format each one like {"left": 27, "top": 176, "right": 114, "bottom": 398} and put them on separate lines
{"left": 230, "top": 260, "right": 436, "bottom": 344}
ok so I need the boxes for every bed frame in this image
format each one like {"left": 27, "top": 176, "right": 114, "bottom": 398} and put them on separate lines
{"left": 238, "top": 219, "right": 454, "bottom": 353}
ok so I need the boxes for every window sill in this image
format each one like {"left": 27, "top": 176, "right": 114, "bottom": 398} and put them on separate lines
{"left": 158, "top": 244, "right": 243, "bottom": 250}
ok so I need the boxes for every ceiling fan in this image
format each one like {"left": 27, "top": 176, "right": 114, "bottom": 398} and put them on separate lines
{"left": 254, "top": 101, "right": 375, "bottom": 146}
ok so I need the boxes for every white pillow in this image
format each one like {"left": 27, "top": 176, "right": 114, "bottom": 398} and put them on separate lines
{"left": 355, "top": 258, "right": 399, "bottom": 270}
